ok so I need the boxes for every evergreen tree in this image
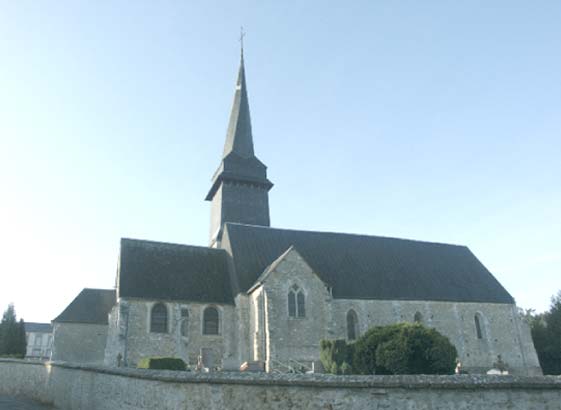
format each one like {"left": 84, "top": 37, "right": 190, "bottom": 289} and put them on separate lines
{"left": 528, "top": 291, "right": 561, "bottom": 375}
{"left": 16, "top": 319, "right": 27, "bottom": 357}
{"left": 0, "top": 304, "right": 26, "bottom": 358}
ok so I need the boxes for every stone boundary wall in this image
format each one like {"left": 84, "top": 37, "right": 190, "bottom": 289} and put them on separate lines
{"left": 1, "top": 359, "right": 560, "bottom": 409}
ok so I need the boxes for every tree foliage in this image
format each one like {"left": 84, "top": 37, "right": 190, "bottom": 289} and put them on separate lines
{"left": 321, "top": 323, "right": 457, "bottom": 375}
{"left": 0, "top": 304, "right": 27, "bottom": 358}
{"left": 319, "top": 339, "right": 354, "bottom": 375}
{"left": 351, "top": 323, "right": 402, "bottom": 374}
{"left": 527, "top": 291, "right": 561, "bottom": 375}
{"left": 354, "top": 323, "right": 457, "bottom": 375}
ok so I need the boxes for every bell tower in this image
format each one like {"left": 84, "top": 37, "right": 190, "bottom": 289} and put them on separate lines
{"left": 205, "top": 49, "right": 273, "bottom": 247}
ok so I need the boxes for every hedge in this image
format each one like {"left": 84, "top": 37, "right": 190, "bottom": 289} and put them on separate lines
{"left": 137, "top": 357, "right": 187, "bottom": 371}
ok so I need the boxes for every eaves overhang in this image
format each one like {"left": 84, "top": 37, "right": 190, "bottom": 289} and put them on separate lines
{"left": 205, "top": 172, "right": 274, "bottom": 201}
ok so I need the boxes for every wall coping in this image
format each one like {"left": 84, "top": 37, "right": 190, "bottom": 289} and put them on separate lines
{"left": 1, "top": 359, "right": 560, "bottom": 390}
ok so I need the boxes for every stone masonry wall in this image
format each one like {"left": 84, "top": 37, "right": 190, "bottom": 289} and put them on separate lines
{"left": 250, "top": 248, "right": 331, "bottom": 371}
{"left": 104, "top": 298, "right": 237, "bottom": 368}
{"left": 330, "top": 298, "right": 541, "bottom": 375}
{"left": 51, "top": 323, "right": 107, "bottom": 364}
{"left": 252, "top": 248, "right": 541, "bottom": 375}
{"left": 1, "top": 359, "right": 560, "bottom": 410}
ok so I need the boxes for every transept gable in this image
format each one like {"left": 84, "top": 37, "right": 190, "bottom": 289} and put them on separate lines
{"left": 247, "top": 245, "right": 328, "bottom": 294}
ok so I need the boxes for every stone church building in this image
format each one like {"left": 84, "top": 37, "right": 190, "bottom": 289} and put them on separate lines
{"left": 52, "top": 52, "right": 541, "bottom": 375}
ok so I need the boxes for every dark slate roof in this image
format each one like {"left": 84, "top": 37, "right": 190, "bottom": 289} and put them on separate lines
{"left": 118, "top": 238, "right": 234, "bottom": 304}
{"left": 24, "top": 322, "right": 52, "bottom": 333}
{"left": 205, "top": 152, "right": 273, "bottom": 201}
{"left": 222, "top": 223, "right": 515, "bottom": 304}
{"left": 205, "top": 55, "right": 272, "bottom": 201}
{"left": 223, "top": 52, "right": 254, "bottom": 159}
{"left": 53, "top": 288, "right": 116, "bottom": 324}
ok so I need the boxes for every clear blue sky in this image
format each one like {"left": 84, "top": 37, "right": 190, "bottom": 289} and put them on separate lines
{"left": 1, "top": 1, "right": 559, "bottom": 322}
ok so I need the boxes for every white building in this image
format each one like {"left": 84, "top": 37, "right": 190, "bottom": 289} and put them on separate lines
{"left": 24, "top": 322, "right": 53, "bottom": 360}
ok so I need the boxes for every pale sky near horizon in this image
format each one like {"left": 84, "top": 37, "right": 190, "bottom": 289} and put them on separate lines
{"left": 0, "top": 1, "right": 559, "bottom": 323}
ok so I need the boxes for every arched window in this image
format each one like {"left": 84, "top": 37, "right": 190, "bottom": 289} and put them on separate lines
{"left": 347, "top": 310, "right": 359, "bottom": 340}
{"left": 288, "top": 291, "right": 296, "bottom": 317}
{"left": 288, "top": 285, "right": 305, "bottom": 318}
{"left": 474, "top": 314, "right": 484, "bottom": 339}
{"left": 297, "top": 292, "right": 305, "bottom": 318}
{"left": 203, "top": 307, "right": 219, "bottom": 335}
{"left": 180, "top": 308, "right": 189, "bottom": 337}
{"left": 150, "top": 303, "right": 168, "bottom": 333}
{"left": 414, "top": 311, "right": 423, "bottom": 323}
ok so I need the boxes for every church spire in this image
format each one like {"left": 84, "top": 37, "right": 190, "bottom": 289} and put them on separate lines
{"left": 222, "top": 34, "right": 254, "bottom": 158}
{"left": 205, "top": 40, "right": 273, "bottom": 247}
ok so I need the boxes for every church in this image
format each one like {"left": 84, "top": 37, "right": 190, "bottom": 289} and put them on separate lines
{"left": 51, "top": 50, "right": 541, "bottom": 375}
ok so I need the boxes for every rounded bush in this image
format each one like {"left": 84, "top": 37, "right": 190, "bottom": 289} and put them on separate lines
{"left": 351, "top": 324, "right": 402, "bottom": 374}
{"left": 353, "top": 323, "right": 457, "bottom": 375}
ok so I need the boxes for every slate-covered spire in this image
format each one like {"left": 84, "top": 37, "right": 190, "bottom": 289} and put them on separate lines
{"left": 222, "top": 51, "right": 255, "bottom": 159}
{"left": 206, "top": 47, "right": 273, "bottom": 247}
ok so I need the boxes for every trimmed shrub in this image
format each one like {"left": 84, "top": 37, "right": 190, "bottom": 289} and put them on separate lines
{"left": 321, "top": 323, "right": 457, "bottom": 375}
{"left": 137, "top": 357, "right": 187, "bottom": 371}
{"left": 320, "top": 339, "right": 354, "bottom": 374}
{"left": 351, "top": 324, "right": 402, "bottom": 375}
{"left": 0, "top": 353, "right": 25, "bottom": 359}
{"left": 354, "top": 323, "right": 457, "bottom": 375}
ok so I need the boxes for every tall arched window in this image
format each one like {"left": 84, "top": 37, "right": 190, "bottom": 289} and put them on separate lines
{"left": 150, "top": 303, "right": 168, "bottom": 333}
{"left": 288, "top": 291, "right": 296, "bottom": 317}
{"left": 180, "top": 308, "right": 189, "bottom": 337}
{"left": 288, "top": 285, "right": 305, "bottom": 318}
{"left": 203, "top": 307, "right": 219, "bottom": 335}
{"left": 414, "top": 311, "right": 423, "bottom": 323}
{"left": 347, "top": 310, "right": 359, "bottom": 340}
{"left": 297, "top": 291, "right": 305, "bottom": 318}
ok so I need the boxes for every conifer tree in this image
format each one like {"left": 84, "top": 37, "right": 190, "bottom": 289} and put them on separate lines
{"left": 528, "top": 291, "right": 561, "bottom": 375}
{"left": 0, "top": 304, "right": 26, "bottom": 358}
{"left": 16, "top": 319, "right": 27, "bottom": 357}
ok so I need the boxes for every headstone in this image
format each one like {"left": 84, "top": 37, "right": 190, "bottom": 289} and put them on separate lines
{"left": 200, "top": 348, "right": 216, "bottom": 370}
{"left": 240, "top": 361, "right": 265, "bottom": 372}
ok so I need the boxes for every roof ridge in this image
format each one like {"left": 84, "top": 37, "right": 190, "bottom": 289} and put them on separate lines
{"left": 121, "top": 238, "right": 226, "bottom": 253}
{"left": 82, "top": 288, "right": 115, "bottom": 292}
{"left": 224, "top": 223, "right": 468, "bottom": 248}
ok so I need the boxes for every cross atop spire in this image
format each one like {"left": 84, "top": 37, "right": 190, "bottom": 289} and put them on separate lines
{"left": 239, "top": 26, "right": 246, "bottom": 57}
